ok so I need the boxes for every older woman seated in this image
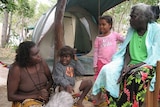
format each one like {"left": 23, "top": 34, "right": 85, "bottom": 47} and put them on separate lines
{"left": 92, "top": 3, "right": 160, "bottom": 106}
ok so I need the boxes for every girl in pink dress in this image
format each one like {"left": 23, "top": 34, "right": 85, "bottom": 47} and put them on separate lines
{"left": 93, "top": 15, "right": 124, "bottom": 80}
{"left": 93, "top": 15, "right": 124, "bottom": 105}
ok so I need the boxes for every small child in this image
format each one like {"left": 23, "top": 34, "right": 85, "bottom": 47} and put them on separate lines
{"left": 52, "top": 46, "right": 92, "bottom": 107}
{"left": 93, "top": 15, "right": 124, "bottom": 80}
{"left": 93, "top": 15, "right": 124, "bottom": 105}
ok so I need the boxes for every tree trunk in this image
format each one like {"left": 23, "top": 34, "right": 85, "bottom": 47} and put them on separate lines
{"left": 1, "top": 10, "right": 9, "bottom": 48}
{"left": 53, "top": 0, "right": 67, "bottom": 64}
{"left": 6, "top": 12, "right": 13, "bottom": 43}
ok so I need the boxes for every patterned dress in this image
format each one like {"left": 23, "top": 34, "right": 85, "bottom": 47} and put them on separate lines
{"left": 108, "top": 64, "right": 155, "bottom": 107}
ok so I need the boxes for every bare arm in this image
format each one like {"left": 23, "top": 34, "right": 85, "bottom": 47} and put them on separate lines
{"left": 122, "top": 45, "right": 145, "bottom": 73}
{"left": 122, "top": 45, "right": 131, "bottom": 72}
{"left": 117, "top": 45, "right": 131, "bottom": 83}
{"left": 42, "top": 60, "right": 53, "bottom": 90}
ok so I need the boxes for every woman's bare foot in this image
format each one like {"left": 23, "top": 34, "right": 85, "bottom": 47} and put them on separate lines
{"left": 77, "top": 100, "right": 84, "bottom": 107}
{"left": 93, "top": 98, "right": 106, "bottom": 106}
{"left": 94, "top": 100, "right": 101, "bottom": 106}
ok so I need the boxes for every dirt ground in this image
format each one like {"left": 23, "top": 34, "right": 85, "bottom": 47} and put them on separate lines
{"left": 0, "top": 47, "right": 14, "bottom": 107}
{"left": 0, "top": 85, "right": 12, "bottom": 106}
{"left": 0, "top": 64, "right": 12, "bottom": 107}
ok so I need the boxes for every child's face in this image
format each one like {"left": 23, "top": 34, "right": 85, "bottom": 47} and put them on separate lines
{"left": 60, "top": 55, "right": 72, "bottom": 66}
{"left": 99, "top": 19, "right": 111, "bottom": 34}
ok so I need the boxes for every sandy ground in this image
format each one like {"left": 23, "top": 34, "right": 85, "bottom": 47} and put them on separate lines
{"left": 0, "top": 64, "right": 12, "bottom": 106}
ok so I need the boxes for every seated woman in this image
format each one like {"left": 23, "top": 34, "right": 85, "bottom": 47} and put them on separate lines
{"left": 7, "top": 41, "right": 53, "bottom": 107}
{"left": 92, "top": 3, "right": 160, "bottom": 106}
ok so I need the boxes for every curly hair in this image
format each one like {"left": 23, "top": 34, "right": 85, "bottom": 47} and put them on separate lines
{"left": 58, "top": 46, "right": 74, "bottom": 59}
{"left": 131, "top": 3, "right": 154, "bottom": 23}
{"left": 15, "top": 41, "right": 36, "bottom": 67}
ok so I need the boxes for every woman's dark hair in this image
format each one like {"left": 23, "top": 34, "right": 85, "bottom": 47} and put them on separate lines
{"left": 59, "top": 46, "right": 74, "bottom": 59}
{"left": 15, "top": 41, "right": 36, "bottom": 67}
{"left": 99, "top": 15, "right": 113, "bottom": 29}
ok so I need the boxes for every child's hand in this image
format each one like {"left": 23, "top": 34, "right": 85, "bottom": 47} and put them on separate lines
{"left": 94, "top": 67, "right": 97, "bottom": 73}
{"left": 66, "top": 85, "right": 74, "bottom": 93}
{"left": 73, "top": 48, "right": 78, "bottom": 61}
{"left": 74, "top": 54, "right": 78, "bottom": 61}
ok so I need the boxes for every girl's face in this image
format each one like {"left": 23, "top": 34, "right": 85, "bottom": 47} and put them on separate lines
{"left": 60, "top": 55, "right": 72, "bottom": 66}
{"left": 29, "top": 46, "right": 42, "bottom": 65}
{"left": 99, "top": 19, "right": 111, "bottom": 34}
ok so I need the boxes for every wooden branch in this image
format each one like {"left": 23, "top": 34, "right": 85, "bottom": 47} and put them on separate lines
{"left": 53, "top": 0, "right": 67, "bottom": 66}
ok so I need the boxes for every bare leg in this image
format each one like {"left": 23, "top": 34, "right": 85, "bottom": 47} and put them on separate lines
{"left": 77, "top": 80, "right": 92, "bottom": 107}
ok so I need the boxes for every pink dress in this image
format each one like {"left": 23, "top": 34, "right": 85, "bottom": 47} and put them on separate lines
{"left": 93, "top": 32, "right": 124, "bottom": 79}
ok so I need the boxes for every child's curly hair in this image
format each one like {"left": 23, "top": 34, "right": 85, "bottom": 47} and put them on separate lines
{"left": 59, "top": 46, "right": 74, "bottom": 59}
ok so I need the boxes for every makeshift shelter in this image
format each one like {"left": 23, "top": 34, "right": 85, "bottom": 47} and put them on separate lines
{"left": 32, "top": 0, "right": 127, "bottom": 75}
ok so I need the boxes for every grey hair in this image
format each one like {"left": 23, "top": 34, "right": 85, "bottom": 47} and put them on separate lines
{"left": 131, "top": 3, "right": 154, "bottom": 23}
{"left": 45, "top": 91, "right": 74, "bottom": 107}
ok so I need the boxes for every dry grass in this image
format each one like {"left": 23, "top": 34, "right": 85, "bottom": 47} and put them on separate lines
{"left": 0, "top": 47, "right": 15, "bottom": 64}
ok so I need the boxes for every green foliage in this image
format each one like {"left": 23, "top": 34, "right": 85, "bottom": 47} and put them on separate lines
{"left": 16, "top": 0, "right": 34, "bottom": 18}
{"left": 0, "top": 0, "right": 16, "bottom": 12}
{"left": 104, "top": 0, "right": 160, "bottom": 33}
{"left": 29, "top": 0, "right": 56, "bottom": 27}
{"left": 36, "top": 3, "right": 50, "bottom": 17}
{"left": 132, "top": 0, "right": 159, "bottom": 5}
{"left": 0, "top": 0, "right": 36, "bottom": 18}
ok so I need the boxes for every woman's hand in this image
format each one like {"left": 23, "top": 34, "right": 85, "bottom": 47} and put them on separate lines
{"left": 122, "top": 66, "right": 132, "bottom": 76}
{"left": 38, "top": 88, "right": 49, "bottom": 102}
{"left": 117, "top": 66, "right": 132, "bottom": 83}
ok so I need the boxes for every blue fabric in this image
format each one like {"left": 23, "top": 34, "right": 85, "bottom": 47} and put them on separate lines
{"left": 92, "top": 22, "right": 160, "bottom": 98}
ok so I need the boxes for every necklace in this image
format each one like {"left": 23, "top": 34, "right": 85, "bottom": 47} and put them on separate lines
{"left": 25, "top": 65, "right": 41, "bottom": 91}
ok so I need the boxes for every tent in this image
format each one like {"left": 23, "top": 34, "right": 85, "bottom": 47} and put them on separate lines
{"left": 32, "top": 0, "right": 127, "bottom": 75}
